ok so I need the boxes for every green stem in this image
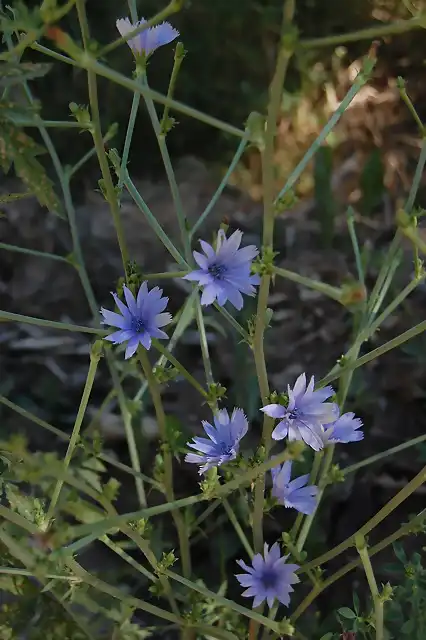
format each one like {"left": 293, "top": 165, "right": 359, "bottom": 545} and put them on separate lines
{"left": 67, "top": 126, "right": 116, "bottom": 179}
{"left": 273, "top": 265, "right": 342, "bottom": 301}
{"left": 160, "top": 41, "right": 185, "bottom": 135}
{"left": 0, "top": 566, "right": 81, "bottom": 582}
{"left": 144, "top": 270, "right": 189, "bottom": 279}
{"left": 213, "top": 304, "right": 250, "bottom": 341}
{"left": 14, "top": 119, "right": 90, "bottom": 129}
{"left": 190, "top": 132, "right": 250, "bottom": 238}
{"left": 0, "top": 529, "right": 96, "bottom": 640}
{"left": 82, "top": 57, "right": 246, "bottom": 138}
{"left": 44, "top": 342, "right": 102, "bottom": 528}
{"left": 127, "top": 0, "right": 138, "bottom": 21}
{"left": 101, "top": 534, "right": 155, "bottom": 582}
{"left": 343, "top": 432, "right": 426, "bottom": 475}
{"left": 118, "top": 89, "right": 140, "bottom": 193}
{"left": 293, "top": 509, "right": 426, "bottom": 621}
{"left": 223, "top": 498, "right": 254, "bottom": 558}
{"left": 194, "top": 296, "right": 215, "bottom": 389}
{"left": 138, "top": 348, "right": 191, "bottom": 578}
{"left": 19, "top": 34, "right": 145, "bottom": 510}
{"left": 251, "top": 0, "right": 296, "bottom": 562}
{"left": 59, "top": 447, "right": 296, "bottom": 545}
{"left": 165, "top": 569, "right": 281, "bottom": 633}
{"left": 299, "top": 463, "right": 426, "bottom": 574}
{"left": 346, "top": 206, "right": 365, "bottom": 286}
{"left": 141, "top": 72, "right": 191, "bottom": 259}
{"left": 355, "top": 534, "right": 384, "bottom": 640}
{"left": 67, "top": 557, "right": 182, "bottom": 625}
{"left": 152, "top": 338, "right": 208, "bottom": 398}
{"left": 118, "top": 162, "right": 187, "bottom": 267}
{"left": 133, "top": 291, "right": 197, "bottom": 403}
{"left": 0, "top": 309, "right": 105, "bottom": 334}
{"left": 366, "top": 275, "right": 423, "bottom": 338}
{"left": 398, "top": 80, "right": 424, "bottom": 136}
{"left": 368, "top": 250, "right": 401, "bottom": 319}
{"left": 108, "top": 363, "right": 147, "bottom": 507}
{"left": 292, "top": 450, "right": 323, "bottom": 542}
{"left": 275, "top": 50, "right": 377, "bottom": 203}
{"left": 0, "top": 242, "right": 69, "bottom": 262}
{"left": 299, "top": 14, "right": 426, "bottom": 49}
{"left": 0, "top": 395, "right": 157, "bottom": 489}
{"left": 297, "top": 335, "right": 362, "bottom": 551}
{"left": 76, "top": 0, "right": 129, "bottom": 271}
{"left": 320, "top": 318, "right": 426, "bottom": 387}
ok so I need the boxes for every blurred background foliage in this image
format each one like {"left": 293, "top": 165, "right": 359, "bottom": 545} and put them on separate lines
{"left": 19, "top": 0, "right": 426, "bottom": 182}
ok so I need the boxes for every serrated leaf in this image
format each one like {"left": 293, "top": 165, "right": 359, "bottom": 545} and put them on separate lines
{"left": 77, "top": 468, "right": 102, "bottom": 492}
{"left": 0, "top": 62, "right": 52, "bottom": 87}
{"left": 0, "top": 191, "right": 32, "bottom": 203}
{"left": 0, "top": 121, "right": 63, "bottom": 216}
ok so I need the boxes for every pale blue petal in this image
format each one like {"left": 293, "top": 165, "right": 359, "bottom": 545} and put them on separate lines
{"left": 100, "top": 308, "right": 128, "bottom": 329}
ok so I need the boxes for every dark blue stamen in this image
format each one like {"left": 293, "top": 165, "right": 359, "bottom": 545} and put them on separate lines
{"left": 208, "top": 263, "right": 226, "bottom": 279}
{"left": 260, "top": 568, "right": 278, "bottom": 590}
{"left": 131, "top": 317, "right": 146, "bottom": 333}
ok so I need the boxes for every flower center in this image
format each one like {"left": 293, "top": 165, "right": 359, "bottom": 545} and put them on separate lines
{"left": 260, "top": 567, "right": 278, "bottom": 590}
{"left": 131, "top": 317, "right": 146, "bottom": 333}
{"left": 218, "top": 441, "right": 232, "bottom": 456}
{"left": 288, "top": 408, "right": 301, "bottom": 420}
{"left": 208, "top": 263, "right": 226, "bottom": 279}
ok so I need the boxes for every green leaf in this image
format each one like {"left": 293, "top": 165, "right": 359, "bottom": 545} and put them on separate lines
{"left": 0, "top": 574, "right": 25, "bottom": 595}
{"left": 0, "top": 121, "right": 63, "bottom": 216}
{"left": 319, "top": 634, "right": 334, "bottom": 640}
{"left": 0, "top": 99, "right": 40, "bottom": 123}
{"left": 401, "top": 619, "right": 415, "bottom": 634}
{"left": 0, "top": 62, "right": 52, "bottom": 87}
{"left": 360, "top": 148, "right": 384, "bottom": 215}
{"left": 314, "top": 144, "right": 336, "bottom": 247}
{"left": 337, "top": 607, "right": 357, "bottom": 619}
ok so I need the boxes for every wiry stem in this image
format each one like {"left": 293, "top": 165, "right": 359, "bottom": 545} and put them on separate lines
{"left": 138, "top": 348, "right": 191, "bottom": 578}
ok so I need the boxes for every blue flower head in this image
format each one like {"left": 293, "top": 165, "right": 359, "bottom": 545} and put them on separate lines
{"left": 101, "top": 283, "right": 171, "bottom": 359}
{"left": 261, "top": 373, "right": 338, "bottom": 451}
{"left": 116, "top": 17, "right": 179, "bottom": 58}
{"left": 236, "top": 542, "right": 299, "bottom": 609}
{"left": 183, "top": 229, "right": 260, "bottom": 310}
{"left": 321, "top": 411, "right": 364, "bottom": 445}
{"left": 271, "top": 460, "right": 318, "bottom": 515}
{"left": 185, "top": 408, "right": 248, "bottom": 474}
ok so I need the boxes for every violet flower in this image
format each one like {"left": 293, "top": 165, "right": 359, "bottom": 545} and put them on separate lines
{"left": 185, "top": 408, "right": 248, "bottom": 474}
{"left": 116, "top": 17, "right": 179, "bottom": 57}
{"left": 101, "top": 283, "right": 171, "bottom": 359}
{"left": 236, "top": 542, "right": 299, "bottom": 608}
{"left": 271, "top": 460, "right": 318, "bottom": 515}
{"left": 321, "top": 411, "right": 364, "bottom": 445}
{"left": 183, "top": 229, "right": 260, "bottom": 310}
{"left": 261, "top": 373, "right": 338, "bottom": 451}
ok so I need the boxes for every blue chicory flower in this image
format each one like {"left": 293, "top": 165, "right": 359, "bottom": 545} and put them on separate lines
{"left": 261, "top": 373, "right": 338, "bottom": 451}
{"left": 116, "top": 17, "right": 179, "bottom": 57}
{"left": 271, "top": 460, "right": 318, "bottom": 515}
{"left": 185, "top": 408, "right": 248, "bottom": 474}
{"left": 183, "top": 229, "right": 260, "bottom": 310}
{"left": 236, "top": 542, "right": 299, "bottom": 608}
{"left": 321, "top": 411, "right": 364, "bottom": 445}
{"left": 101, "top": 283, "right": 171, "bottom": 359}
